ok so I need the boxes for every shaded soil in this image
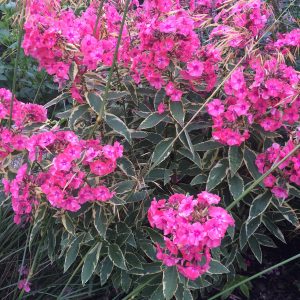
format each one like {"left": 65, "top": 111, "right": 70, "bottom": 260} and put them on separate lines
{"left": 246, "top": 235, "right": 300, "bottom": 300}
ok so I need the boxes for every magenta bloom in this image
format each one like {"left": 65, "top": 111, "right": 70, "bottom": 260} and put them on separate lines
{"left": 148, "top": 192, "right": 234, "bottom": 280}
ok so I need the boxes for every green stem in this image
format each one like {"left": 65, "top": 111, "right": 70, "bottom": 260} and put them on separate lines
{"left": 121, "top": 274, "right": 160, "bottom": 300}
{"left": 93, "top": 0, "right": 106, "bottom": 37}
{"left": 89, "top": 0, "right": 131, "bottom": 138}
{"left": 208, "top": 253, "right": 300, "bottom": 300}
{"left": 57, "top": 259, "right": 84, "bottom": 299}
{"left": 8, "top": 0, "right": 27, "bottom": 128}
{"left": 226, "top": 143, "right": 300, "bottom": 211}
{"left": 33, "top": 72, "right": 47, "bottom": 104}
{"left": 16, "top": 239, "right": 42, "bottom": 300}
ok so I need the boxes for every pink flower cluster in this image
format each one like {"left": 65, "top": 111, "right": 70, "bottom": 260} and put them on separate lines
{"left": 129, "top": 1, "right": 221, "bottom": 101}
{"left": 266, "top": 28, "right": 300, "bottom": 54}
{"left": 0, "top": 88, "right": 47, "bottom": 161}
{"left": 3, "top": 131, "right": 123, "bottom": 223}
{"left": 23, "top": 0, "right": 221, "bottom": 105}
{"left": 148, "top": 192, "right": 234, "bottom": 280}
{"left": 211, "top": 0, "right": 271, "bottom": 48}
{"left": 0, "top": 89, "right": 123, "bottom": 224}
{"left": 207, "top": 57, "right": 300, "bottom": 145}
{"left": 22, "top": 0, "right": 131, "bottom": 92}
{"left": 256, "top": 139, "right": 300, "bottom": 199}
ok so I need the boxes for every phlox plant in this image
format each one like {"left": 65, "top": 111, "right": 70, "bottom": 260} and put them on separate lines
{"left": 0, "top": 0, "right": 300, "bottom": 299}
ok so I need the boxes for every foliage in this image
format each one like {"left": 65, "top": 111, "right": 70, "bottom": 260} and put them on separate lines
{"left": 0, "top": 0, "right": 300, "bottom": 299}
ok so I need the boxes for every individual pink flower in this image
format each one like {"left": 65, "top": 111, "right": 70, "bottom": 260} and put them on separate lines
{"left": 157, "top": 103, "right": 166, "bottom": 115}
{"left": 207, "top": 99, "right": 224, "bottom": 117}
{"left": 187, "top": 60, "right": 204, "bottom": 77}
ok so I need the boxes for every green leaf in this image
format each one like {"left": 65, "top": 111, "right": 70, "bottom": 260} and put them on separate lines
{"left": 108, "top": 244, "right": 127, "bottom": 270}
{"left": 228, "top": 173, "right": 244, "bottom": 200}
{"left": 145, "top": 168, "right": 168, "bottom": 182}
{"left": 208, "top": 259, "right": 230, "bottom": 274}
{"left": 85, "top": 92, "right": 104, "bottom": 115}
{"left": 262, "top": 216, "right": 286, "bottom": 243}
{"left": 249, "top": 192, "right": 272, "bottom": 219}
{"left": 61, "top": 213, "right": 75, "bottom": 235}
{"left": 105, "top": 113, "right": 132, "bottom": 143}
{"left": 202, "top": 149, "right": 219, "bottom": 169}
{"left": 246, "top": 216, "right": 261, "bottom": 238}
{"left": 228, "top": 146, "right": 243, "bottom": 176}
{"left": 64, "top": 236, "right": 80, "bottom": 272}
{"left": 68, "top": 104, "right": 89, "bottom": 131}
{"left": 177, "top": 147, "right": 202, "bottom": 169}
{"left": 150, "top": 285, "right": 164, "bottom": 300}
{"left": 248, "top": 236, "right": 262, "bottom": 263}
{"left": 254, "top": 233, "right": 276, "bottom": 248}
{"left": 139, "top": 239, "right": 157, "bottom": 260}
{"left": 100, "top": 256, "right": 114, "bottom": 285}
{"left": 118, "top": 157, "right": 135, "bottom": 177}
{"left": 190, "top": 174, "right": 207, "bottom": 186}
{"left": 121, "top": 270, "right": 132, "bottom": 292}
{"left": 139, "top": 113, "right": 168, "bottom": 129}
{"left": 81, "top": 242, "right": 102, "bottom": 284}
{"left": 154, "top": 89, "right": 166, "bottom": 110}
{"left": 125, "top": 252, "right": 143, "bottom": 270}
{"left": 44, "top": 93, "right": 69, "bottom": 109}
{"left": 244, "top": 147, "right": 261, "bottom": 181}
{"left": 163, "top": 266, "right": 178, "bottom": 300}
{"left": 194, "top": 140, "right": 223, "bottom": 151}
{"left": 272, "top": 198, "right": 299, "bottom": 226}
{"left": 30, "top": 204, "right": 47, "bottom": 246}
{"left": 240, "top": 283, "right": 250, "bottom": 299}
{"left": 106, "top": 91, "right": 129, "bottom": 100}
{"left": 183, "top": 289, "right": 193, "bottom": 300}
{"left": 143, "top": 227, "right": 165, "bottom": 247}
{"left": 93, "top": 205, "right": 108, "bottom": 239}
{"left": 206, "top": 159, "right": 229, "bottom": 191}
{"left": 170, "top": 101, "right": 185, "bottom": 125}
{"left": 128, "top": 262, "right": 162, "bottom": 275}
{"left": 152, "top": 138, "right": 173, "bottom": 166}
{"left": 239, "top": 223, "right": 247, "bottom": 250}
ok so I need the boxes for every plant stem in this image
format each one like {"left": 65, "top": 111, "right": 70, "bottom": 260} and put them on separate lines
{"left": 121, "top": 274, "right": 161, "bottom": 300}
{"left": 226, "top": 143, "right": 300, "bottom": 211}
{"left": 89, "top": 0, "right": 131, "bottom": 138}
{"left": 93, "top": 0, "right": 106, "bottom": 37}
{"left": 208, "top": 253, "right": 300, "bottom": 300}
{"left": 33, "top": 72, "right": 47, "bottom": 104}
{"left": 57, "top": 259, "right": 84, "bottom": 299}
{"left": 8, "top": 0, "right": 27, "bottom": 128}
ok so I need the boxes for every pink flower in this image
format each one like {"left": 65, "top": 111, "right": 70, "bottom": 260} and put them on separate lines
{"left": 187, "top": 60, "right": 204, "bottom": 77}
{"left": 271, "top": 186, "right": 288, "bottom": 199}
{"left": 197, "top": 191, "right": 221, "bottom": 205}
{"left": 207, "top": 99, "right": 224, "bottom": 117}
{"left": 148, "top": 192, "right": 234, "bottom": 280}
{"left": 18, "top": 279, "right": 31, "bottom": 293}
{"left": 53, "top": 154, "right": 72, "bottom": 172}
{"left": 157, "top": 103, "right": 166, "bottom": 115}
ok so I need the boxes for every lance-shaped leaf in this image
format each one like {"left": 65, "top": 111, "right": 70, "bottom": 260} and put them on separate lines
{"left": 105, "top": 113, "right": 132, "bottom": 143}
{"left": 81, "top": 242, "right": 102, "bottom": 284}
{"left": 228, "top": 146, "right": 244, "bottom": 176}
{"left": 85, "top": 91, "right": 104, "bottom": 115}
{"left": 249, "top": 191, "right": 272, "bottom": 219}
{"left": 108, "top": 244, "right": 127, "bottom": 270}
{"left": 152, "top": 138, "right": 173, "bottom": 166}
{"left": 163, "top": 266, "right": 178, "bottom": 300}
{"left": 139, "top": 113, "right": 168, "bottom": 129}
{"left": 206, "top": 159, "right": 229, "bottom": 191}
{"left": 170, "top": 101, "right": 185, "bottom": 125}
